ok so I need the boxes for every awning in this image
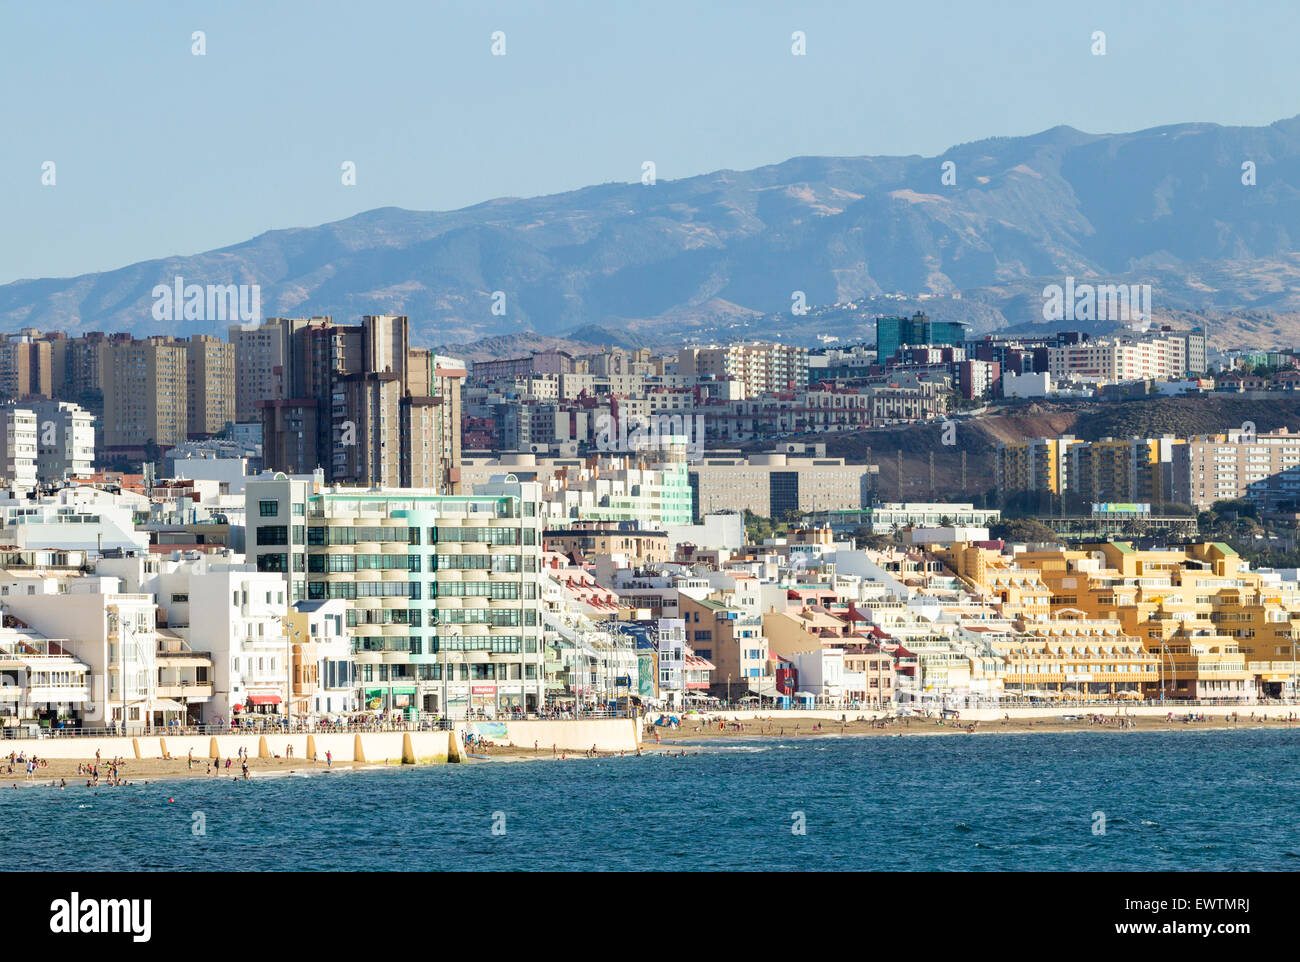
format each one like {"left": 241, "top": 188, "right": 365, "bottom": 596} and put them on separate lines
{"left": 247, "top": 695, "right": 282, "bottom": 706}
{"left": 149, "top": 698, "right": 186, "bottom": 711}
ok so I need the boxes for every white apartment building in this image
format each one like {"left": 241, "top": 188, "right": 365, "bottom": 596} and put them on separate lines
{"left": 189, "top": 566, "right": 292, "bottom": 724}
{"left": 0, "top": 407, "right": 38, "bottom": 487}
{"left": 0, "top": 619, "right": 91, "bottom": 733}
{"left": 26, "top": 400, "right": 95, "bottom": 480}
{"left": 677, "top": 343, "right": 809, "bottom": 398}
{"left": 0, "top": 486, "right": 149, "bottom": 554}
{"left": 1048, "top": 335, "right": 1188, "bottom": 384}
{"left": 289, "top": 599, "right": 357, "bottom": 717}
{"left": 1, "top": 576, "right": 159, "bottom": 732}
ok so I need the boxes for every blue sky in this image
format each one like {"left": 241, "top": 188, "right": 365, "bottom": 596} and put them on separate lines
{"left": 0, "top": 0, "right": 1293, "bottom": 285}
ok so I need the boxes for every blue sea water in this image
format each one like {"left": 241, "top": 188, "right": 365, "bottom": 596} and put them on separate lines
{"left": 4, "top": 729, "right": 1299, "bottom": 871}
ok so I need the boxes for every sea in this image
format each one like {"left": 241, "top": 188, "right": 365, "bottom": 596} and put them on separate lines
{"left": 5, "top": 729, "right": 1299, "bottom": 871}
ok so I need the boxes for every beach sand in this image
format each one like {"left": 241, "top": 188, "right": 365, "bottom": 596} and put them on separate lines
{"left": 647, "top": 713, "right": 1300, "bottom": 742}
{"left": 5, "top": 712, "right": 1297, "bottom": 785}
{"left": 0, "top": 754, "right": 396, "bottom": 787}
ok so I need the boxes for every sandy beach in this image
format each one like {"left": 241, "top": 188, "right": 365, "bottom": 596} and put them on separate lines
{"left": 0, "top": 754, "right": 399, "bottom": 788}
{"left": 4, "top": 711, "right": 1297, "bottom": 788}
{"left": 647, "top": 712, "right": 1300, "bottom": 742}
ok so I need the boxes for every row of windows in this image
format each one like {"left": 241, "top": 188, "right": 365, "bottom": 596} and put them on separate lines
{"left": 305, "top": 525, "right": 537, "bottom": 546}
{"left": 308, "top": 526, "right": 416, "bottom": 545}
{"left": 255, "top": 553, "right": 305, "bottom": 573}
{"left": 347, "top": 609, "right": 422, "bottom": 627}
{"left": 361, "top": 663, "right": 539, "bottom": 682}
{"left": 350, "top": 634, "right": 538, "bottom": 654}
{"left": 431, "top": 553, "right": 531, "bottom": 572}
{"left": 438, "top": 608, "right": 539, "bottom": 627}
{"left": 303, "top": 553, "right": 537, "bottom": 574}
{"left": 431, "top": 526, "right": 531, "bottom": 545}
{"left": 256, "top": 525, "right": 306, "bottom": 546}
{"left": 308, "top": 581, "right": 421, "bottom": 600}
{"left": 308, "top": 554, "right": 420, "bottom": 573}
{"left": 431, "top": 581, "right": 536, "bottom": 600}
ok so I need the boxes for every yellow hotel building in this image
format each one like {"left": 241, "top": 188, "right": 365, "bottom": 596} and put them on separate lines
{"left": 940, "top": 541, "right": 1297, "bottom": 701}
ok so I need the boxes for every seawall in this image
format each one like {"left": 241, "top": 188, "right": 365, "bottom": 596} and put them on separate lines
{"left": 460, "top": 717, "right": 640, "bottom": 753}
{"left": 1, "top": 718, "right": 639, "bottom": 762}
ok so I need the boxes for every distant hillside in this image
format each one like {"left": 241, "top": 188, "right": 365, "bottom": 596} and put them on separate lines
{"left": 9, "top": 116, "right": 1300, "bottom": 348}
{"left": 1072, "top": 395, "right": 1300, "bottom": 440}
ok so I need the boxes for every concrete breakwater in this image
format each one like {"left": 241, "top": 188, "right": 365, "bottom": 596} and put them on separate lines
{"left": 1, "top": 717, "right": 641, "bottom": 764}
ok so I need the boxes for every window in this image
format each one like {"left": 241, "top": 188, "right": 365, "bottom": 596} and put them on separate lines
{"left": 259, "top": 500, "right": 279, "bottom": 517}
{"left": 257, "top": 526, "right": 288, "bottom": 546}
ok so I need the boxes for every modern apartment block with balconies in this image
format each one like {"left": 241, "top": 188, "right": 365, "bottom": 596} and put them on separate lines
{"left": 246, "top": 475, "right": 546, "bottom": 719}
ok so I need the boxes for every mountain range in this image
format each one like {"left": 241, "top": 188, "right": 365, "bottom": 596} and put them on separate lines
{"left": 8, "top": 115, "right": 1300, "bottom": 349}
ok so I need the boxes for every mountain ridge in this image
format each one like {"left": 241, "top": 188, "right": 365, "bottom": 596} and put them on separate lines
{"left": 8, "top": 115, "right": 1300, "bottom": 348}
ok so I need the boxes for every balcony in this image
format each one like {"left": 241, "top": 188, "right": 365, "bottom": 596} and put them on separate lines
{"left": 156, "top": 682, "right": 214, "bottom": 699}
{"left": 25, "top": 686, "right": 90, "bottom": 703}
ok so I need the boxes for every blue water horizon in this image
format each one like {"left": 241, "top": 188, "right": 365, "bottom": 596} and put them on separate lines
{"left": 5, "top": 729, "right": 1297, "bottom": 871}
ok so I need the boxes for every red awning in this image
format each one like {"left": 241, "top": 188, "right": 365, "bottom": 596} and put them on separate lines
{"left": 247, "top": 695, "right": 282, "bottom": 706}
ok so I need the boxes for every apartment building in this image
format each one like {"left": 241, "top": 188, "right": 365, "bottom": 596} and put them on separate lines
{"left": 459, "top": 452, "right": 693, "bottom": 528}
{"left": 100, "top": 336, "right": 189, "bottom": 449}
{"left": 26, "top": 400, "right": 96, "bottom": 480}
{"left": 188, "top": 566, "right": 293, "bottom": 723}
{"left": 245, "top": 477, "right": 547, "bottom": 717}
{"left": 185, "top": 335, "right": 236, "bottom": 438}
{"left": 808, "top": 502, "right": 1001, "bottom": 535}
{"left": 2, "top": 576, "right": 161, "bottom": 732}
{"left": 0, "top": 621, "right": 91, "bottom": 732}
{"left": 677, "top": 594, "right": 768, "bottom": 697}
{"left": 228, "top": 317, "right": 331, "bottom": 423}
{"left": 0, "top": 332, "right": 55, "bottom": 400}
{"left": 995, "top": 437, "right": 1079, "bottom": 498}
{"left": 288, "top": 599, "right": 357, "bottom": 717}
{"left": 969, "top": 542, "right": 1271, "bottom": 700}
{"left": 64, "top": 333, "right": 109, "bottom": 410}
{"left": 1179, "top": 427, "right": 1300, "bottom": 509}
{"left": 1066, "top": 437, "right": 1183, "bottom": 505}
{"left": 259, "top": 315, "right": 465, "bottom": 490}
{"left": 995, "top": 621, "right": 1159, "bottom": 699}
{"left": 690, "top": 451, "right": 873, "bottom": 519}
{"left": 677, "top": 342, "right": 809, "bottom": 397}
{"left": 1048, "top": 333, "right": 1195, "bottom": 384}
{"left": 0, "top": 407, "right": 38, "bottom": 486}
{"left": 544, "top": 523, "right": 672, "bottom": 565}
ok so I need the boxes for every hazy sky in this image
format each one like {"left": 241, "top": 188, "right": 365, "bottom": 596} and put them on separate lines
{"left": 1, "top": 0, "right": 1293, "bottom": 285}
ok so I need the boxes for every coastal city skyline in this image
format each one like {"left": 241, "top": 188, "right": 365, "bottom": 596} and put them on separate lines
{"left": 3, "top": 1, "right": 1291, "bottom": 939}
